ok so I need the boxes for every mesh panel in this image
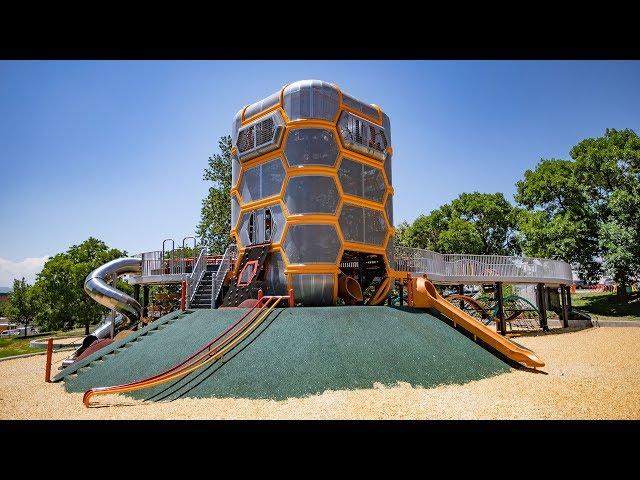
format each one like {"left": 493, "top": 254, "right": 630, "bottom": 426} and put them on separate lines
{"left": 284, "top": 128, "right": 339, "bottom": 167}
{"left": 231, "top": 194, "right": 240, "bottom": 229}
{"left": 341, "top": 91, "right": 379, "bottom": 121}
{"left": 338, "top": 112, "right": 388, "bottom": 161}
{"left": 338, "top": 157, "right": 385, "bottom": 203}
{"left": 283, "top": 80, "right": 339, "bottom": 122}
{"left": 231, "top": 152, "right": 240, "bottom": 188}
{"left": 338, "top": 157, "right": 362, "bottom": 197}
{"left": 340, "top": 203, "right": 388, "bottom": 246}
{"left": 364, "top": 208, "right": 387, "bottom": 246}
{"left": 339, "top": 203, "right": 365, "bottom": 243}
{"left": 237, "top": 125, "right": 254, "bottom": 153}
{"left": 239, "top": 158, "right": 285, "bottom": 203}
{"left": 385, "top": 194, "right": 393, "bottom": 225}
{"left": 264, "top": 251, "right": 288, "bottom": 295}
{"left": 362, "top": 164, "right": 386, "bottom": 202}
{"left": 261, "top": 158, "right": 285, "bottom": 198}
{"left": 283, "top": 224, "right": 340, "bottom": 264}
{"left": 384, "top": 153, "right": 392, "bottom": 184}
{"left": 284, "top": 175, "right": 339, "bottom": 215}
{"left": 239, "top": 164, "right": 261, "bottom": 203}
{"left": 255, "top": 116, "right": 275, "bottom": 147}
{"left": 238, "top": 211, "right": 252, "bottom": 247}
{"left": 290, "top": 273, "right": 335, "bottom": 306}
{"left": 236, "top": 111, "right": 284, "bottom": 161}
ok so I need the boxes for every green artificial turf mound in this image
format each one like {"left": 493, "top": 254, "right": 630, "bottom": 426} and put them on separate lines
{"left": 63, "top": 306, "right": 511, "bottom": 401}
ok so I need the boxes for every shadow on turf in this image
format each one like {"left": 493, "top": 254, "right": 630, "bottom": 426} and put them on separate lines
{"left": 141, "top": 308, "right": 285, "bottom": 403}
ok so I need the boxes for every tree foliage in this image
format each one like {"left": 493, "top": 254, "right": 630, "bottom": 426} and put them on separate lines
{"left": 196, "top": 135, "right": 233, "bottom": 254}
{"left": 515, "top": 128, "right": 640, "bottom": 296}
{"left": 32, "top": 237, "right": 128, "bottom": 333}
{"left": 515, "top": 158, "right": 600, "bottom": 280}
{"left": 395, "top": 192, "right": 520, "bottom": 255}
{"left": 5, "top": 278, "right": 37, "bottom": 336}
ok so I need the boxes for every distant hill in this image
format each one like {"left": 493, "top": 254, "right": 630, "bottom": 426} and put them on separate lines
{"left": 0, "top": 287, "right": 11, "bottom": 294}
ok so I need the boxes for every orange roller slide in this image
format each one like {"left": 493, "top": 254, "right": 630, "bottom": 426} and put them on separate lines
{"left": 409, "top": 275, "right": 544, "bottom": 369}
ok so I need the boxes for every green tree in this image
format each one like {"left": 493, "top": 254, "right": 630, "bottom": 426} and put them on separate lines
{"left": 515, "top": 129, "right": 640, "bottom": 299}
{"left": 196, "top": 135, "right": 233, "bottom": 254}
{"left": 32, "top": 238, "right": 128, "bottom": 333}
{"left": 396, "top": 192, "right": 519, "bottom": 255}
{"left": 572, "top": 128, "right": 640, "bottom": 298}
{"left": 6, "top": 278, "right": 37, "bottom": 336}
{"left": 514, "top": 158, "right": 600, "bottom": 281}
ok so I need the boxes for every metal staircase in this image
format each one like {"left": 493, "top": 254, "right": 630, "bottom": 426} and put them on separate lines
{"left": 211, "top": 244, "right": 238, "bottom": 308}
{"left": 189, "top": 271, "right": 214, "bottom": 309}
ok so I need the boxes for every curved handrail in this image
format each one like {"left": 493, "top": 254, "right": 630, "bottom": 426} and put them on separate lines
{"left": 83, "top": 297, "right": 281, "bottom": 407}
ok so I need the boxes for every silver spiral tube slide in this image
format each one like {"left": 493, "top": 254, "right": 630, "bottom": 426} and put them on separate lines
{"left": 83, "top": 257, "right": 143, "bottom": 328}
{"left": 62, "top": 258, "right": 143, "bottom": 368}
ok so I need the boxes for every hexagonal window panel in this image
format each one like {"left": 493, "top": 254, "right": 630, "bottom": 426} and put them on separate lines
{"left": 364, "top": 208, "right": 387, "bottom": 246}
{"left": 284, "top": 175, "right": 339, "bottom": 215}
{"left": 283, "top": 224, "right": 340, "bottom": 264}
{"left": 284, "top": 128, "right": 339, "bottom": 167}
{"left": 239, "top": 157, "right": 286, "bottom": 203}
{"left": 339, "top": 203, "right": 388, "bottom": 246}
{"left": 385, "top": 194, "right": 393, "bottom": 225}
{"left": 231, "top": 193, "right": 241, "bottom": 230}
{"left": 338, "top": 157, "right": 385, "bottom": 203}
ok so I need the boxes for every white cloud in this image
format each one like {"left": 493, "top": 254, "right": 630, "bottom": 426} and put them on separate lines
{"left": 0, "top": 256, "right": 49, "bottom": 287}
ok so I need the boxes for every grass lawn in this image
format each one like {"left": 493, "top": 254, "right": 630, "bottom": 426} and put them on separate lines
{"left": 0, "top": 337, "right": 36, "bottom": 359}
{"left": 572, "top": 291, "right": 640, "bottom": 321}
{"left": 0, "top": 326, "right": 92, "bottom": 359}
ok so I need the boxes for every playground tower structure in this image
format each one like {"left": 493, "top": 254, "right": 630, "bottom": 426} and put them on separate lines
{"left": 230, "top": 80, "right": 394, "bottom": 306}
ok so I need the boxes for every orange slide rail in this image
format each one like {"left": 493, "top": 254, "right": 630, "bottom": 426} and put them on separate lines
{"left": 409, "top": 275, "right": 544, "bottom": 369}
{"left": 82, "top": 296, "right": 285, "bottom": 407}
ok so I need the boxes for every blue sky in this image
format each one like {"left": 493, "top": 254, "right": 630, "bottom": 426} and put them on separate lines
{"left": 1, "top": 60, "right": 639, "bottom": 285}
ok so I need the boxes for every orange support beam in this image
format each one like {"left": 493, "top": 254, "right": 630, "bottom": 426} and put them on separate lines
{"left": 45, "top": 337, "right": 53, "bottom": 383}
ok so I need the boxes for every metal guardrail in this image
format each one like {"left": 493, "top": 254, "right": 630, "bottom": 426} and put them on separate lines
{"left": 212, "top": 244, "right": 238, "bottom": 306}
{"left": 186, "top": 246, "right": 207, "bottom": 308}
{"left": 394, "top": 246, "right": 573, "bottom": 285}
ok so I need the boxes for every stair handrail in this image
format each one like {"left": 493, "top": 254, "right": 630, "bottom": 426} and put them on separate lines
{"left": 212, "top": 243, "right": 238, "bottom": 307}
{"left": 187, "top": 245, "right": 208, "bottom": 308}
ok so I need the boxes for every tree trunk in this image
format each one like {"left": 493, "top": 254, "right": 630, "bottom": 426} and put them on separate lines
{"left": 617, "top": 281, "right": 629, "bottom": 302}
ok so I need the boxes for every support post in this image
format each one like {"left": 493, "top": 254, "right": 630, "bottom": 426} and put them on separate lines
{"left": 181, "top": 280, "right": 187, "bottom": 311}
{"left": 45, "top": 337, "right": 53, "bottom": 383}
{"left": 111, "top": 275, "right": 117, "bottom": 339}
{"left": 536, "top": 282, "right": 549, "bottom": 331}
{"left": 143, "top": 285, "right": 149, "bottom": 319}
{"left": 288, "top": 288, "right": 294, "bottom": 308}
{"left": 133, "top": 284, "right": 140, "bottom": 305}
{"left": 567, "top": 285, "right": 573, "bottom": 312}
{"left": 458, "top": 284, "right": 465, "bottom": 311}
{"left": 257, "top": 288, "right": 263, "bottom": 302}
{"left": 560, "top": 284, "right": 569, "bottom": 328}
{"left": 495, "top": 282, "right": 506, "bottom": 335}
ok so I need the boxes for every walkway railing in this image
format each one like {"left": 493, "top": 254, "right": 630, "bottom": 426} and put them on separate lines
{"left": 393, "top": 246, "right": 573, "bottom": 284}
{"left": 186, "top": 246, "right": 207, "bottom": 307}
{"left": 212, "top": 244, "right": 238, "bottom": 306}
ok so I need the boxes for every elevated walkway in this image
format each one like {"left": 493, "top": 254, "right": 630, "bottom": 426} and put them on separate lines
{"left": 393, "top": 246, "right": 573, "bottom": 286}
